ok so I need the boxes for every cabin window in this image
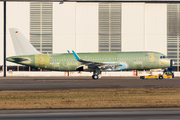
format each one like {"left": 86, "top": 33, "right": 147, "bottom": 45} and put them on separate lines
{"left": 7, "top": 66, "right": 17, "bottom": 71}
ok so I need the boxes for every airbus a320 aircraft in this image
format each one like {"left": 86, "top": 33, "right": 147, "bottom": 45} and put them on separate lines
{"left": 6, "top": 28, "right": 173, "bottom": 79}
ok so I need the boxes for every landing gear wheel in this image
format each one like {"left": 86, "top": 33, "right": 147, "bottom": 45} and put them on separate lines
{"left": 92, "top": 75, "right": 95, "bottom": 79}
{"left": 93, "top": 75, "right": 99, "bottom": 80}
{"left": 92, "top": 68, "right": 102, "bottom": 80}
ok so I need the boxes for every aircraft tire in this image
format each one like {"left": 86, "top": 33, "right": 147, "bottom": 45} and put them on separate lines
{"left": 92, "top": 75, "right": 95, "bottom": 79}
{"left": 93, "top": 75, "right": 99, "bottom": 80}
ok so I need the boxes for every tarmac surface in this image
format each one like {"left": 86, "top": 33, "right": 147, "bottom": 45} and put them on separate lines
{"left": 0, "top": 76, "right": 180, "bottom": 90}
{"left": 1, "top": 108, "right": 180, "bottom": 120}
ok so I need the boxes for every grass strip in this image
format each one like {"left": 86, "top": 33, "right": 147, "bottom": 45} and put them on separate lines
{"left": 1, "top": 87, "right": 180, "bottom": 109}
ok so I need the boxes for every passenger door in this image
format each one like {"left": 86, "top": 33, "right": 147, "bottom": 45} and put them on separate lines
{"left": 149, "top": 53, "right": 155, "bottom": 63}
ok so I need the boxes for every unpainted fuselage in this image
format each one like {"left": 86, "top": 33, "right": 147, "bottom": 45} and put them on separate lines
{"left": 7, "top": 51, "right": 170, "bottom": 72}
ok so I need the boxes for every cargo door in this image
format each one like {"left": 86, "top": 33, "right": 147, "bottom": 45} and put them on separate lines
{"left": 149, "top": 53, "right": 155, "bottom": 63}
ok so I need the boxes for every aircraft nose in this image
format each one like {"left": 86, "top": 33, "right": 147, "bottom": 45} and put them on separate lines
{"left": 170, "top": 59, "right": 174, "bottom": 67}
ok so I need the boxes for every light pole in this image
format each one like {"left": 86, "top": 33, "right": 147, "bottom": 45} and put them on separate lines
{"left": 4, "top": 1, "right": 6, "bottom": 77}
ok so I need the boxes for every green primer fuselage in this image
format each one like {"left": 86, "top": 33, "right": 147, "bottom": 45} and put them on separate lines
{"left": 7, "top": 51, "right": 170, "bottom": 71}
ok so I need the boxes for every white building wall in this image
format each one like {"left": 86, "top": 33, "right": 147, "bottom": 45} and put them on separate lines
{"left": 53, "top": 2, "right": 76, "bottom": 53}
{"left": 0, "top": 2, "right": 3, "bottom": 66}
{"left": 53, "top": 2, "right": 98, "bottom": 53}
{"left": 0, "top": 2, "right": 168, "bottom": 67}
{"left": 122, "top": 3, "right": 145, "bottom": 51}
{"left": 122, "top": 3, "right": 167, "bottom": 55}
{"left": 6, "top": 2, "right": 30, "bottom": 65}
{"left": 76, "top": 3, "right": 98, "bottom": 53}
{"left": 145, "top": 4, "right": 167, "bottom": 55}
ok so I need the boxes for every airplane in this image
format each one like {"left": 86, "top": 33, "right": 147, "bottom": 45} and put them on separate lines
{"left": 6, "top": 28, "right": 173, "bottom": 79}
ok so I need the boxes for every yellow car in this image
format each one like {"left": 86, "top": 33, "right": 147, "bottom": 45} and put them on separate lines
{"left": 140, "top": 71, "right": 174, "bottom": 79}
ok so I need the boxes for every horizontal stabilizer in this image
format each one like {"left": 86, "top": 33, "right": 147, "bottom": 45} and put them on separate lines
{"left": 9, "top": 28, "right": 41, "bottom": 55}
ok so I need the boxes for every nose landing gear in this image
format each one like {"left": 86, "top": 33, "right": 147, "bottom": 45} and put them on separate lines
{"left": 92, "top": 68, "right": 102, "bottom": 80}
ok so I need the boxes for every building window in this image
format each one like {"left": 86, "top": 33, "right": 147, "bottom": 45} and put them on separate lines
{"left": 19, "top": 66, "right": 29, "bottom": 71}
{"left": 99, "top": 3, "right": 121, "bottom": 52}
{"left": 7, "top": 66, "right": 17, "bottom": 71}
{"left": 30, "top": 2, "right": 53, "bottom": 54}
{"left": 167, "top": 4, "right": 180, "bottom": 66}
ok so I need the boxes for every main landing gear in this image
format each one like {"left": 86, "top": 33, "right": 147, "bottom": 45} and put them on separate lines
{"left": 92, "top": 68, "right": 101, "bottom": 80}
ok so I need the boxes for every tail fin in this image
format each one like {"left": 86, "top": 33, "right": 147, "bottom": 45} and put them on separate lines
{"left": 9, "top": 28, "right": 41, "bottom": 55}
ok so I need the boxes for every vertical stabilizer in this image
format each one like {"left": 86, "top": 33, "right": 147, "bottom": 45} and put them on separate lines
{"left": 9, "top": 28, "right": 41, "bottom": 55}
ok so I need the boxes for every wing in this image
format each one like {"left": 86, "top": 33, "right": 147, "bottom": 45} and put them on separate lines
{"left": 72, "top": 51, "right": 122, "bottom": 70}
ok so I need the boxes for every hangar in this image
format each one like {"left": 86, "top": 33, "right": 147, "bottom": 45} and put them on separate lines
{"left": 0, "top": 0, "right": 180, "bottom": 73}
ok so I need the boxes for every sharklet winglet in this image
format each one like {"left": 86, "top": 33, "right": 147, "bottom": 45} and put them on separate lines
{"left": 72, "top": 50, "right": 80, "bottom": 60}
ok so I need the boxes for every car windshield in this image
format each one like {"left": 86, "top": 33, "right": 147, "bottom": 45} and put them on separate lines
{"left": 168, "top": 73, "right": 171, "bottom": 75}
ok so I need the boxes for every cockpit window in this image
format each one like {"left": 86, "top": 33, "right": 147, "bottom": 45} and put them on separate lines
{"left": 160, "top": 56, "right": 167, "bottom": 59}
